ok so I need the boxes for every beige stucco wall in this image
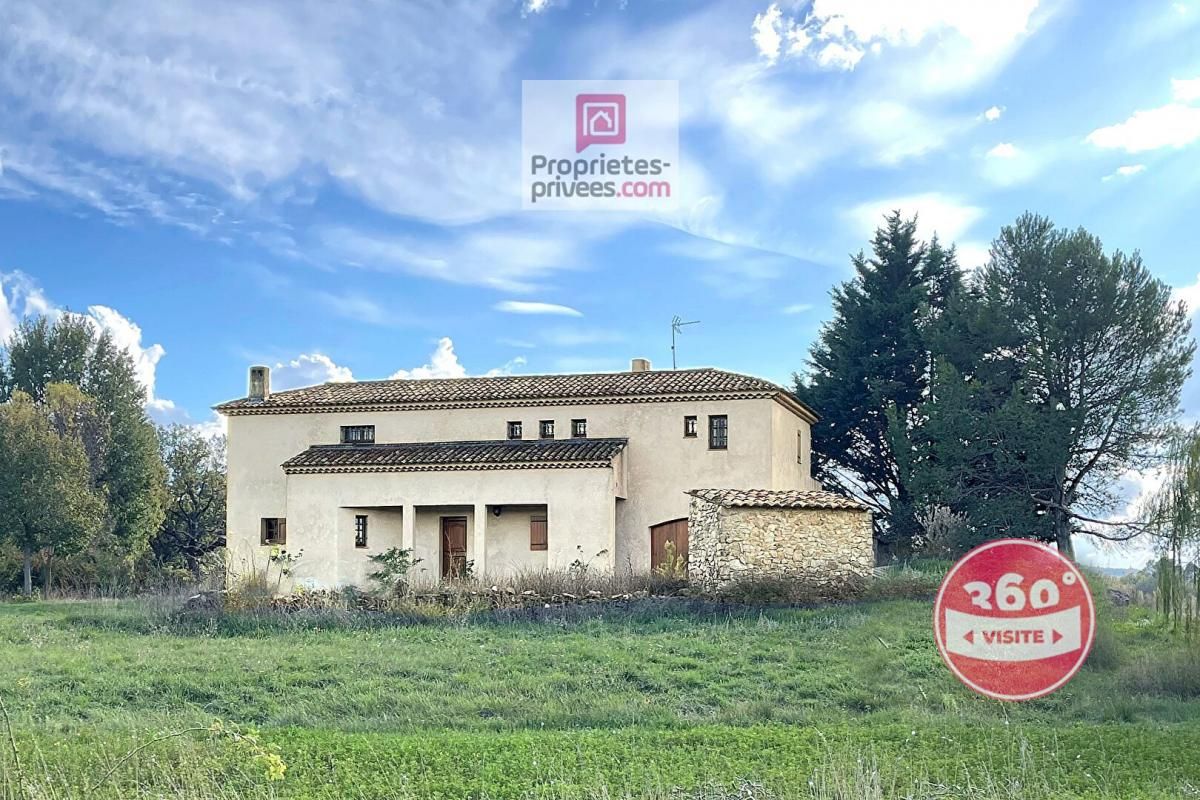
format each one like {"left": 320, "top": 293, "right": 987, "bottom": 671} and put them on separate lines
{"left": 227, "top": 465, "right": 617, "bottom": 589}
{"left": 225, "top": 393, "right": 815, "bottom": 584}
{"left": 688, "top": 498, "right": 874, "bottom": 590}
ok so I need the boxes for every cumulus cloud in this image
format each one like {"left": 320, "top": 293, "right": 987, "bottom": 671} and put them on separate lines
{"left": 494, "top": 301, "right": 583, "bottom": 317}
{"left": 751, "top": 0, "right": 1041, "bottom": 82}
{"left": 389, "top": 337, "right": 468, "bottom": 380}
{"left": 987, "top": 142, "right": 1019, "bottom": 158}
{"left": 1087, "top": 80, "right": 1200, "bottom": 153}
{"left": 271, "top": 353, "right": 355, "bottom": 391}
{"left": 846, "top": 193, "right": 984, "bottom": 244}
{"left": 85, "top": 305, "right": 173, "bottom": 413}
{"left": 983, "top": 105, "right": 1004, "bottom": 121}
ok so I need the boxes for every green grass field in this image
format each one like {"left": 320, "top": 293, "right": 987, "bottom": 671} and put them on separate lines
{"left": 0, "top": 594, "right": 1197, "bottom": 799}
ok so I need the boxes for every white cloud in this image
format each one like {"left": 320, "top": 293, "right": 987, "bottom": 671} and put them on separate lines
{"left": 754, "top": 0, "right": 1042, "bottom": 84}
{"left": 271, "top": 353, "right": 355, "bottom": 391}
{"left": 1102, "top": 164, "right": 1146, "bottom": 181}
{"left": 0, "top": 271, "right": 177, "bottom": 416}
{"left": 783, "top": 303, "right": 814, "bottom": 314}
{"left": 846, "top": 193, "right": 984, "bottom": 244}
{"left": 0, "top": 1, "right": 525, "bottom": 226}
{"left": 0, "top": 270, "right": 52, "bottom": 343}
{"left": 484, "top": 356, "right": 527, "bottom": 377}
{"left": 751, "top": 4, "right": 811, "bottom": 64}
{"left": 1173, "top": 76, "right": 1200, "bottom": 102}
{"left": 389, "top": 337, "right": 467, "bottom": 380}
{"left": 318, "top": 220, "right": 602, "bottom": 293}
{"left": 987, "top": 142, "right": 1019, "bottom": 158}
{"left": 955, "top": 241, "right": 991, "bottom": 271}
{"left": 494, "top": 301, "right": 582, "bottom": 317}
{"left": 85, "top": 305, "right": 173, "bottom": 413}
{"left": 981, "top": 142, "right": 1045, "bottom": 186}
{"left": 1086, "top": 103, "right": 1200, "bottom": 153}
{"left": 1172, "top": 273, "right": 1200, "bottom": 316}
{"left": 983, "top": 105, "right": 1004, "bottom": 121}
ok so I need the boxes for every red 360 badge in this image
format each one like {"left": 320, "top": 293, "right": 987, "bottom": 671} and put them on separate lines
{"left": 934, "top": 539, "right": 1095, "bottom": 701}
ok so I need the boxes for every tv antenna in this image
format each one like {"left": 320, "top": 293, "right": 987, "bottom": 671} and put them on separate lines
{"left": 671, "top": 315, "right": 700, "bottom": 369}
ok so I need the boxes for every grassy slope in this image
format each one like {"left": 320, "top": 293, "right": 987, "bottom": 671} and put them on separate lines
{"left": 0, "top": 598, "right": 1196, "bottom": 799}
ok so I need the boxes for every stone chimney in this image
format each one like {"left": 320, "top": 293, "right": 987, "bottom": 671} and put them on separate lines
{"left": 248, "top": 365, "right": 271, "bottom": 401}
{"left": 630, "top": 358, "right": 651, "bottom": 372}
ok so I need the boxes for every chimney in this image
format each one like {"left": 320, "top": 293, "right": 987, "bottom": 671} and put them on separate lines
{"left": 248, "top": 365, "right": 271, "bottom": 401}
{"left": 630, "top": 358, "right": 651, "bottom": 372}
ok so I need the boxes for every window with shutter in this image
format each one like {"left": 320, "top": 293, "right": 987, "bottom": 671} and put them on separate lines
{"left": 530, "top": 516, "right": 548, "bottom": 551}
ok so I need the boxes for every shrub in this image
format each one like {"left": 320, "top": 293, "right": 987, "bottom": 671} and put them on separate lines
{"left": 1122, "top": 649, "right": 1200, "bottom": 697}
{"left": 1084, "top": 616, "right": 1123, "bottom": 670}
{"left": 861, "top": 564, "right": 942, "bottom": 600}
{"left": 366, "top": 547, "right": 422, "bottom": 597}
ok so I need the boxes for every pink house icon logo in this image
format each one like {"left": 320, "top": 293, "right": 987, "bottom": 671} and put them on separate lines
{"left": 575, "top": 94, "right": 626, "bottom": 152}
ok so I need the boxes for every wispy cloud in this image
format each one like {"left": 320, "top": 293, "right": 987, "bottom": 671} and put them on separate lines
{"left": 1102, "top": 164, "right": 1146, "bottom": 181}
{"left": 846, "top": 193, "right": 984, "bottom": 243}
{"left": 494, "top": 300, "right": 583, "bottom": 317}
{"left": 783, "top": 303, "right": 814, "bottom": 314}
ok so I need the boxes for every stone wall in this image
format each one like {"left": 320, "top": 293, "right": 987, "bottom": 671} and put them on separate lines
{"left": 688, "top": 497, "right": 873, "bottom": 590}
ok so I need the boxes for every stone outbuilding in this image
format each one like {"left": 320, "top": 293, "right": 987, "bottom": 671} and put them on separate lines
{"left": 686, "top": 488, "right": 873, "bottom": 590}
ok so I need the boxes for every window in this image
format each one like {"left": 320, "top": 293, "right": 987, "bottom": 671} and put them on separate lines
{"left": 683, "top": 415, "right": 698, "bottom": 437}
{"left": 341, "top": 425, "right": 375, "bottom": 444}
{"left": 797, "top": 431, "right": 803, "bottom": 464}
{"left": 571, "top": 418, "right": 587, "bottom": 438}
{"left": 539, "top": 420, "right": 555, "bottom": 439}
{"left": 530, "top": 516, "right": 548, "bottom": 551}
{"left": 507, "top": 421, "right": 523, "bottom": 440}
{"left": 354, "top": 515, "right": 368, "bottom": 548}
{"left": 708, "top": 415, "right": 728, "bottom": 450}
{"left": 261, "top": 518, "right": 286, "bottom": 545}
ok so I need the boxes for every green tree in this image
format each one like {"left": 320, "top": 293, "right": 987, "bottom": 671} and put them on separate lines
{"left": 1, "top": 315, "right": 166, "bottom": 562}
{"left": 796, "top": 212, "right": 961, "bottom": 556}
{"left": 153, "top": 424, "right": 227, "bottom": 573}
{"left": 923, "top": 214, "right": 1193, "bottom": 557}
{"left": 0, "top": 392, "right": 106, "bottom": 594}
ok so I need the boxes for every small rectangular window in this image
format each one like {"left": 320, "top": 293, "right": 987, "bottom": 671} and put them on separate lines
{"left": 507, "top": 421, "right": 523, "bottom": 440}
{"left": 571, "top": 419, "right": 587, "bottom": 438}
{"left": 708, "top": 415, "right": 728, "bottom": 450}
{"left": 261, "top": 518, "right": 286, "bottom": 545}
{"left": 354, "top": 515, "right": 368, "bottom": 548}
{"left": 797, "top": 431, "right": 803, "bottom": 464}
{"left": 684, "top": 415, "right": 698, "bottom": 437}
{"left": 341, "top": 425, "right": 375, "bottom": 444}
{"left": 539, "top": 420, "right": 555, "bottom": 439}
{"left": 530, "top": 516, "right": 548, "bottom": 551}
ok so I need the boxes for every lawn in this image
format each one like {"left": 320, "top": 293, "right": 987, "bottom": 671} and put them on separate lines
{"left": 0, "top": 594, "right": 1197, "bottom": 799}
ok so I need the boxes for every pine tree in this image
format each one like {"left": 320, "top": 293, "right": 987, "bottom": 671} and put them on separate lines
{"left": 796, "top": 212, "right": 961, "bottom": 556}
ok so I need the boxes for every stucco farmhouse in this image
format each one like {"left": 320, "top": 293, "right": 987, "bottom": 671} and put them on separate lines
{"left": 216, "top": 360, "right": 870, "bottom": 588}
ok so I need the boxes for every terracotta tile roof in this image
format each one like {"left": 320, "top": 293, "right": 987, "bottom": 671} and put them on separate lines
{"left": 686, "top": 488, "right": 868, "bottom": 511}
{"left": 216, "top": 367, "right": 815, "bottom": 420}
{"left": 282, "top": 437, "right": 629, "bottom": 474}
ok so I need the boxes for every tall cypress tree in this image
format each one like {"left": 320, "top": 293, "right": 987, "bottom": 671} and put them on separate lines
{"left": 796, "top": 212, "right": 961, "bottom": 556}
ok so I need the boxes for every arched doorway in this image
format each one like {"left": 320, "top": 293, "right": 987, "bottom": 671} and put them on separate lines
{"left": 649, "top": 518, "right": 688, "bottom": 571}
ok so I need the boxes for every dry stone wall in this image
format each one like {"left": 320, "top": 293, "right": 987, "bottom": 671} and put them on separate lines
{"left": 688, "top": 497, "right": 873, "bottom": 590}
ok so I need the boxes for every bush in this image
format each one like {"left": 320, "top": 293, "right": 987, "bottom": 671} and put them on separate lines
{"left": 717, "top": 574, "right": 865, "bottom": 605}
{"left": 1084, "top": 616, "right": 1123, "bottom": 670}
{"left": 1122, "top": 649, "right": 1200, "bottom": 697}
{"left": 861, "top": 564, "right": 942, "bottom": 600}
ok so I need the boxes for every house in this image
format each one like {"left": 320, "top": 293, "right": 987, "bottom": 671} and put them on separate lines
{"left": 216, "top": 359, "right": 842, "bottom": 588}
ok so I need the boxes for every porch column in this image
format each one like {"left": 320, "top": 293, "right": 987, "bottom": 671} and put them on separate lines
{"left": 401, "top": 503, "right": 415, "bottom": 551}
{"left": 473, "top": 502, "right": 488, "bottom": 579}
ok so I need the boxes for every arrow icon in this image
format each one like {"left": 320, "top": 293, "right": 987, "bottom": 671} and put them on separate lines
{"left": 964, "top": 630, "right": 974, "bottom": 644}
{"left": 1052, "top": 629, "right": 1063, "bottom": 644}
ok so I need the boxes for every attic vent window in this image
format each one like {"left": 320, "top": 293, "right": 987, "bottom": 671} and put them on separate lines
{"left": 571, "top": 419, "right": 587, "bottom": 438}
{"left": 507, "top": 421, "right": 523, "bottom": 440}
{"left": 341, "top": 425, "right": 375, "bottom": 444}
{"left": 540, "top": 420, "right": 555, "bottom": 439}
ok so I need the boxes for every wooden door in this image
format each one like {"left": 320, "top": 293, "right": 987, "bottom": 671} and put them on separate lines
{"left": 441, "top": 517, "right": 468, "bottom": 578}
{"left": 650, "top": 519, "right": 688, "bottom": 571}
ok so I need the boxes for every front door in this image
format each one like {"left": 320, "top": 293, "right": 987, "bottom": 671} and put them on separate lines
{"left": 441, "top": 516, "right": 468, "bottom": 578}
{"left": 650, "top": 519, "right": 688, "bottom": 571}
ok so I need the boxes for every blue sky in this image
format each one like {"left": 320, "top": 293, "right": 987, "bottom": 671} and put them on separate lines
{"left": 2, "top": 0, "right": 1200, "bottom": 565}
